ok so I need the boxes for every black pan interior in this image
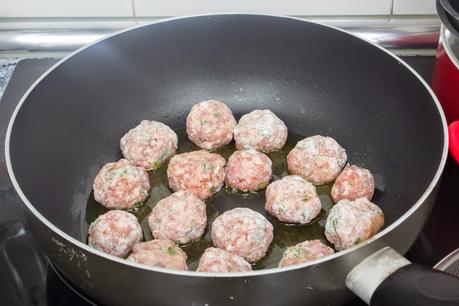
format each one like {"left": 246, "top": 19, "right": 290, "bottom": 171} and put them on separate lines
{"left": 9, "top": 15, "right": 444, "bottom": 242}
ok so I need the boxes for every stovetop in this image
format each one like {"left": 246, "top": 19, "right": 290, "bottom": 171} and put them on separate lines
{"left": 1, "top": 57, "right": 458, "bottom": 306}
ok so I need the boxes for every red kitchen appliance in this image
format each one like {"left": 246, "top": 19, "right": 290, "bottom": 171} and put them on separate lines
{"left": 433, "top": 0, "right": 459, "bottom": 163}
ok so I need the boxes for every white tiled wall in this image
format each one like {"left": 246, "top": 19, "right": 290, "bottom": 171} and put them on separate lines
{"left": 133, "top": 0, "right": 392, "bottom": 17}
{"left": 393, "top": 0, "right": 436, "bottom": 15}
{"left": 0, "top": 0, "right": 437, "bottom": 18}
{"left": 0, "top": 0, "right": 133, "bottom": 18}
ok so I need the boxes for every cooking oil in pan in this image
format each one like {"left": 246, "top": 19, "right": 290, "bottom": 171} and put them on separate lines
{"left": 85, "top": 128, "right": 334, "bottom": 270}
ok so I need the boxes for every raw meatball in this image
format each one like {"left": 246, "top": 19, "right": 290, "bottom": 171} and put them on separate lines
{"left": 167, "top": 150, "right": 226, "bottom": 200}
{"left": 265, "top": 175, "right": 322, "bottom": 224}
{"left": 186, "top": 100, "right": 237, "bottom": 150}
{"left": 127, "top": 239, "right": 188, "bottom": 271}
{"left": 287, "top": 135, "right": 347, "bottom": 185}
{"left": 234, "top": 109, "right": 288, "bottom": 152}
{"left": 279, "top": 240, "right": 335, "bottom": 267}
{"left": 197, "top": 247, "right": 252, "bottom": 273}
{"left": 93, "top": 159, "right": 150, "bottom": 209}
{"left": 325, "top": 198, "right": 384, "bottom": 250}
{"left": 211, "top": 207, "right": 274, "bottom": 262}
{"left": 148, "top": 190, "right": 207, "bottom": 244}
{"left": 226, "top": 149, "right": 272, "bottom": 192}
{"left": 120, "top": 120, "right": 178, "bottom": 170}
{"left": 88, "top": 210, "right": 142, "bottom": 258}
{"left": 331, "top": 164, "right": 375, "bottom": 202}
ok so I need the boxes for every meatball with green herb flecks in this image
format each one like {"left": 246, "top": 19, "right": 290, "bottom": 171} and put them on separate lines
{"left": 167, "top": 150, "right": 226, "bottom": 200}
{"left": 331, "top": 164, "right": 375, "bottom": 203}
{"left": 234, "top": 109, "right": 288, "bottom": 153}
{"left": 225, "top": 149, "right": 272, "bottom": 192}
{"left": 127, "top": 239, "right": 188, "bottom": 271}
{"left": 287, "top": 135, "right": 347, "bottom": 185}
{"left": 279, "top": 240, "right": 334, "bottom": 267}
{"left": 211, "top": 207, "right": 273, "bottom": 262}
{"left": 186, "top": 100, "right": 237, "bottom": 150}
{"left": 120, "top": 120, "right": 178, "bottom": 170}
{"left": 88, "top": 210, "right": 142, "bottom": 258}
{"left": 265, "top": 175, "right": 322, "bottom": 224}
{"left": 148, "top": 190, "right": 207, "bottom": 244}
{"left": 93, "top": 159, "right": 150, "bottom": 209}
{"left": 197, "top": 247, "right": 252, "bottom": 272}
{"left": 325, "top": 198, "right": 384, "bottom": 250}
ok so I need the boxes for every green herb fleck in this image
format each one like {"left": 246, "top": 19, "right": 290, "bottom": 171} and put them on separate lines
{"left": 202, "top": 162, "right": 214, "bottom": 172}
{"left": 109, "top": 168, "right": 128, "bottom": 179}
{"left": 167, "top": 247, "right": 177, "bottom": 256}
{"left": 290, "top": 247, "right": 302, "bottom": 260}
{"left": 354, "top": 238, "right": 363, "bottom": 245}
{"left": 214, "top": 112, "right": 221, "bottom": 118}
{"left": 200, "top": 119, "right": 208, "bottom": 125}
{"left": 152, "top": 161, "right": 162, "bottom": 169}
{"left": 258, "top": 182, "right": 268, "bottom": 190}
{"left": 332, "top": 219, "right": 339, "bottom": 232}
{"left": 208, "top": 185, "right": 217, "bottom": 193}
{"left": 274, "top": 203, "right": 286, "bottom": 214}
{"left": 132, "top": 201, "right": 143, "bottom": 209}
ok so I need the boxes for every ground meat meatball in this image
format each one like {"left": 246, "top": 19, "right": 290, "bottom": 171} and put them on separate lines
{"left": 279, "top": 240, "right": 335, "bottom": 267}
{"left": 196, "top": 247, "right": 252, "bottom": 273}
{"left": 325, "top": 198, "right": 384, "bottom": 250}
{"left": 331, "top": 164, "right": 375, "bottom": 203}
{"left": 186, "top": 100, "right": 237, "bottom": 150}
{"left": 265, "top": 175, "right": 322, "bottom": 224}
{"left": 167, "top": 150, "right": 226, "bottom": 200}
{"left": 226, "top": 149, "right": 272, "bottom": 192}
{"left": 120, "top": 120, "right": 178, "bottom": 170}
{"left": 211, "top": 207, "right": 274, "bottom": 262}
{"left": 234, "top": 109, "right": 288, "bottom": 152}
{"left": 88, "top": 210, "right": 142, "bottom": 258}
{"left": 148, "top": 190, "right": 207, "bottom": 244}
{"left": 287, "top": 135, "right": 347, "bottom": 185}
{"left": 93, "top": 159, "right": 150, "bottom": 209}
{"left": 127, "top": 239, "right": 187, "bottom": 271}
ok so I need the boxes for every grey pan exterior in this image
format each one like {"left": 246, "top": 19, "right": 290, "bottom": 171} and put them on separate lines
{"left": 5, "top": 14, "right": 448, "bottom": 306}
{"left": 26, "top": 187, "right": 440, "bottom": 306}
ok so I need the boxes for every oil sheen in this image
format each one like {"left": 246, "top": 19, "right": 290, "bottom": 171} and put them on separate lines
{"left": 85, "top": 128, "right": 334, "bottom": 270}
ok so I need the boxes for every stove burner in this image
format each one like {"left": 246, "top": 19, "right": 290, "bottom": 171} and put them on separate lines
{"left": 47, "top": 265, "right": 97, "bottom": 306}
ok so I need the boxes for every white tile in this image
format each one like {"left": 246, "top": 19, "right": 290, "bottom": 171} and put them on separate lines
{"left": 134, "top": 0, "right": 393, "bottom": 17}
{"left": 393, "top": 0, "right": 437, "bottom": 15}
{"left": 0, "top": 0, "right": 134, "bottom": 18}
{"left": 0, "top": 21, "right": 136, "bottom": 30}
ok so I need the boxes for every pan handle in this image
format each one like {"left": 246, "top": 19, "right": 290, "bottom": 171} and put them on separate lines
{"left": 449, "top": 121, "right": 459, "bottom": 164}
{"left": 346, "top": 247, "right": 459, "bottom": 305}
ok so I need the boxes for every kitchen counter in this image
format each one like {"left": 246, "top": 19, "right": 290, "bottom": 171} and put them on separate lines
{"left": 0, "top": 59, "right": 19, "bottom": 99}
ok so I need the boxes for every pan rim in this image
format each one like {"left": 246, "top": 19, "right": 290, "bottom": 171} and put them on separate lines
{"left": 5, "top": 13, "right": 449, "bottom": 278}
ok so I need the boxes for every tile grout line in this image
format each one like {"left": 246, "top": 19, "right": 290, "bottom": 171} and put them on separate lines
{"left": 131, "top": 0, "right": 137, "bottom": 18}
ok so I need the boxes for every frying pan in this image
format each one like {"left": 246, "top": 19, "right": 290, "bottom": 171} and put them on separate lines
{"left": 5, "top": 14, "right": 459, "bottom": 305}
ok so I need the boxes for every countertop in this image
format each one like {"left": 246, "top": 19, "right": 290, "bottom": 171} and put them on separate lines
{"left": 0, "top": 59, "right": 19, "bottom": 99}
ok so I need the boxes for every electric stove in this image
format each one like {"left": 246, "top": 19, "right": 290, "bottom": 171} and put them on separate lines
{"left": 1, "top": 57, "right": 458, "bottom": 306}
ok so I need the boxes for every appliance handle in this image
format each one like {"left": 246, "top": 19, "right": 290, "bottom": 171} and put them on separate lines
{"left": 449, "top": 121, "right": 459, "bottom": 164}
{"left": 346, "top": 247, "right": 459, "bottom": 305}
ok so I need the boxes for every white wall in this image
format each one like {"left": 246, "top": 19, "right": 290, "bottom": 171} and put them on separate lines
{"left": 0, "top": 0, "right": 437, "bottom": 18}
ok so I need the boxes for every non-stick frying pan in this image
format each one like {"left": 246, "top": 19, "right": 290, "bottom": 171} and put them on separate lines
{"left": 5, "top": 14, "right": 459, "bottom": 305}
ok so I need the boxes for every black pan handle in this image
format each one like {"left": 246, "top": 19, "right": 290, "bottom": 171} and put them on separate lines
{"left": 371, "top": 263, "right": 459, "bottom": 306}
{"left": 346, "top": 247, "right": 459, "bottom": 305}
